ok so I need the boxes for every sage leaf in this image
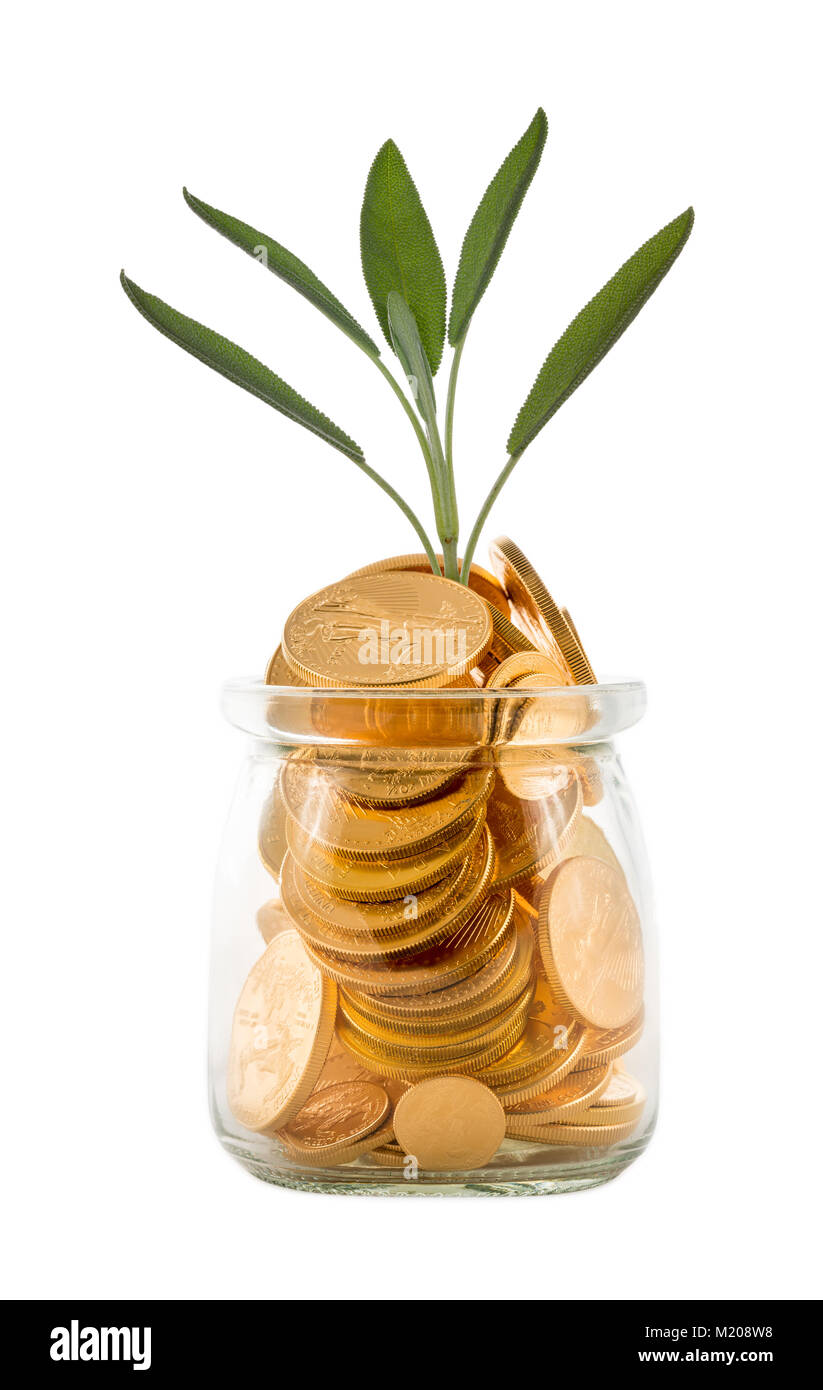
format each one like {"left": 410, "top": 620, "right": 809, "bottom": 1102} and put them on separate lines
{"left": 449, "top": 108, "right": 548, "bottom": 347}
{"left": 360, "top": 140, "right": 447, "bottom": 374}
{"left": 120, "top": 271, "right": 364, "bottom": 463}
{"left": 386, "top": 291, "right": 437, "bottom": 425}
{"left": 508, "top": 207, "right": 694, "bottom": 458}
{"left": 183, "top": 188, "right": 379, "bottom": 357}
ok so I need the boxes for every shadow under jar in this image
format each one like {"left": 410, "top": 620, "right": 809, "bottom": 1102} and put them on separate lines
{"left": 210, "top": 680, "right": 656, "bottom": 1196}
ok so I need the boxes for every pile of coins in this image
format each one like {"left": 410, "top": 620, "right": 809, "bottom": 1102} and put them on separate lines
{"left": 227, "top": 538, "right": 647, "bottom": 1174}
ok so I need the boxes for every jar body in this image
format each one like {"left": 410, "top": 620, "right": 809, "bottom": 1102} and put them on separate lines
{"left": 209, "top": 684, "right": 656, "bottom": 1195}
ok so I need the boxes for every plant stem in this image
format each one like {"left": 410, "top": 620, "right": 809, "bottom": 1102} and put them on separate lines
{"left": 372, "top": 355, "right": 445, "bottom": 572}
{"left": 413, "top": 384, "right": 458, "bottom": 580}
{"left": 439, "top": 338, "right": 466, "bottom": 582}
{"left": 429, "top": 427, "right": 459, "bottom": 578}
{"left": 373, "top": 355, "right": 436, "bottom": 484}
{"left": 461, "top": 451, "right": 522, "bottom": 575}
{"left": 378, "top": 347, "right": 460, "bottom": 579}
{"left": 345, "top": 452, "right": 437, "bottom": 572}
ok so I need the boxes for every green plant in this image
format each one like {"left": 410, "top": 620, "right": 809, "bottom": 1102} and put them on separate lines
{"left": 121, "top": 111, "right": 693, "bottom": 581}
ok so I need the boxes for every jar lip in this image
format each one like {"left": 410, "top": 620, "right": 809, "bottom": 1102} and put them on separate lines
{"left": 221, "top": 677, "right": 646, "bottom": 747}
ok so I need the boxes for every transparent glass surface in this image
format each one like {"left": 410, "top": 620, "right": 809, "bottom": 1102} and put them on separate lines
{"left": 210, "top": 680, "right": 657, "bottom": 1195}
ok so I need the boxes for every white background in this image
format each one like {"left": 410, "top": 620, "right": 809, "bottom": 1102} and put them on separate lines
{"left": 2, "top": 0, "right": 821, "bottom": 1301}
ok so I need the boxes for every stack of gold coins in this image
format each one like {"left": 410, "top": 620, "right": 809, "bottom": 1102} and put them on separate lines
{"left": 227, "top": 540, "right": 646, "bottom": 1173}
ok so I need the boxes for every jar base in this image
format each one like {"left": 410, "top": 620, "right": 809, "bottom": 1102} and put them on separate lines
{"left": 218, "top": 1126, "right": 653, "bottom": 1197}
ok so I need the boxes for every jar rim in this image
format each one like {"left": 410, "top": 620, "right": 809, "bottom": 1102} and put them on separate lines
{"left": 221, "top": 677, "right": 646, "bottom": 748}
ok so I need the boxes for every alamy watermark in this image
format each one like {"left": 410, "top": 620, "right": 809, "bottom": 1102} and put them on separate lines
{"left": 357, "top": 620, "right": 467, "bottom": 667}
{"left": 50, "top": 1321, "right": 151, "bottom": 1371}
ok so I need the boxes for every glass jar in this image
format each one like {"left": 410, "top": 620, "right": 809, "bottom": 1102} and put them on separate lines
{"left": 209, "top": 680, "right": 656, "bottom": 1196}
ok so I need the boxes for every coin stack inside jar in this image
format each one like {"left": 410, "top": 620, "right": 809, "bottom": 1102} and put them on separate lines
{"left": 228, "top": 539, "right": 647, "bottom": 1174}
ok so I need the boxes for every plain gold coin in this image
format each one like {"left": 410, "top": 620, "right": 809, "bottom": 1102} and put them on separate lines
{"left": 393, "top": 1076, "right": 506, "bottom": 1171}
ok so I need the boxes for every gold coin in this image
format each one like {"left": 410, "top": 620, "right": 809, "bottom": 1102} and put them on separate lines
{"left": 589, "top": 1066, "right": 644, "bottom": 1108}
{"left": 343, "top": 921, "right": 534, "bottom": 1034}
{"left": 488, "top": 976, "right": 586, "bottom": 1099}
{"left": 256, "top": 896, "right": 291, "bottom": 944}
{"left": 512, "top": 887, "right": 538, "bottom": 922}
{"left": 264, "top": 644, "right": 306, "bottom": 686}
{"left": 337, "top": 1013, "right": 517, "bottom": 1080}
{"left": 579, "top": 763, "right": 604, "bottom": 806}
{"left": 281, "top": 846, "right": 471, "bottom": 952}
{"left": 286, "top": 805, "right": 485, "bottom": 902}
{"left": 312, "top": 745, "right": 469, "bottom": 806}
{"left": 227, "top": 929, "right": 337, "bottom": 1133}
{"left": 313, "top": 1032, "right": 409, "bottom": 1106}
{"left": 343, "top": 967, "right": 532, "bottom": 1041}
{"left": 281, "top": 828, "right": 494, "bottom": 960}
{"left": 347, "top": 552, "right": 510, "bottom": 618}
{"left": 514, "top": 669, "right": 592, "bottom": 728}
{"left": 577, "top": 1010, "right": 645, "bottom": 1070}
{"left": 473, "top": 650, "right": 502, "bottom": 685}
{"left": 564, "top": 815, "right": 622, "bottom": 873}
{"left": 258, "top": 784, "right": 289, "bottom": 881}
{"left": 283, "top": 828, "right": 492, "bottom": 961}
{"left": 282, "top": 754, "right": 493, "bottom": 861}
{"left": 282, "top": 1119, "right": 396, "bottom": 1166}
{"left": 488, "top": 654, "right": 574, "bottom": 745}
{"left": 506, "top": 875, "right": 543, "bottom": 932}
{"left": 495, "top": 745, "right": 582, "bottom": 804}
{"left": 538, "top": 856, "right": 644, "bottom": 1030}
{"left": 488, "top": 536, "right": 596, "bottom": 683}
{"left": 282, "top": 821, "right": 491, "bottom": 938}
{"left": 458, "top": 564, "right": 511, "bottom": 618}
{"left": 302, "top": 890, "right": 515, "bottom": 997}
{"left": 576, "top": 1085, "right": 647, "bottom": 1128}
{"left": 479, "top": 1015, "right": 584, "bottom": 1093}
{"left": 393, "top": 1076, "right": 506, "bottom": 1171}
{"left": 314, "top": 1030, "right": 388, "bottom": 1088}
{"left": 488, "top": 774, "right": 582, "bottom": 889}
{"left": 511, "top": 1118, "right": 639, "bottom": 1147}
{"left": 505, "top": 1063, "right": 612, "bottom": 1129}
{"left": 282, "top": 572, "right": 492, "bottom": 688}
{"left": 338, "top": 979, "right": 534, "bottom": 1064}
{"left": 308, "top": 687, "right": 495, "bottom": 749}
{"left": 527, "top": 974, "right": 571, "bottom": 1024}
{"left": 279, "top": 1079, "right": 390, "bottom": 1159}
{"left": 368, "top": 1145, "right": 407, "bottom": 1167}
{"left": 561, "top": 607, "right": 597, "bottom": 687}
{"left": 494, "top": 1051, "right": 588, "bottom": 1106}
{"left": 488, "top": 604, "right": 538, "bottom": 661}
{"left": 487, "top": 652, "right": 571, "bottom": 690}
{"left": 500, "top": 674, "right": 590, "bottom": 744}
{"left": 529, "top": 741, "right": 604, "bottom": 806}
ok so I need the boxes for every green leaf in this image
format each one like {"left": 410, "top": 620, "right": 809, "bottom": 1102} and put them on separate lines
{"left": 386, "top": 291, "right": 437, "bottom": 424}
{"left": 120, "top": 271, "right": 364, "bottom": 463}
{"left": 183, "top": 188, "right": 379, "bottom": 357}
{"left": 360, "top": 140, "right": 447, "bottom": 374}
{"left": 508, "top": 208, "right": 694, "bottom": 458}
{"left": 449, "top": 108, "right": 548, "bottom": 347}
